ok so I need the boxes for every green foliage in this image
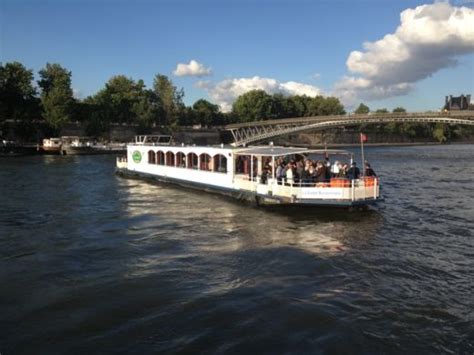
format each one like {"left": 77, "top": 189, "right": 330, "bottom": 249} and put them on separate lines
{"left": 289, "top": 95, "right": 312, "bottom": 117}
{"left": 375, "top": 108, "right": 389, "bottom": 113}
{"left": 192, "top": 99, "right": 222, "bottom": 126}
{"left": 310, "top": 96, "right": 345, "bottom": 116}
{"left": 88, "top": 75, "right": 160, "bottom": 134}
{"left": 354, "top": 103, "right": 370, "bottom": 114}
{"left": 153, "top": 74, "right": 185, "bottom": 127}
{"left": 432, "top": 123, "right": 449, "bottom": 143}
{"left": 38, "top": 63, "right": 74, "bottom": 129}
{"left": 232, "top": 90, "right": 278, "bottom": 122}
{"left": 392, "top": 107, "right": 407, "bottom": 113}
{"left": 0, "top": 62, "right": 39, "bottom": 123}
{"left": 232, "top": 91, "right": 345, "bottom": 122}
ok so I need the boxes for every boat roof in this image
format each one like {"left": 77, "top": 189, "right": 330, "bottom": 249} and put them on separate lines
{"left": 234, "top": 146, "right": 352, "bottom": 157}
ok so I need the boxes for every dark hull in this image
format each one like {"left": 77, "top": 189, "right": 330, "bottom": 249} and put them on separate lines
{"left": 61, "top": 147, "right": 125, "bottom": 155}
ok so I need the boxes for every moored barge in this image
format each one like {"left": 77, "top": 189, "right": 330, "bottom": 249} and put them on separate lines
{"left": 116, "top": 135, "right": 382, "bottom": 207}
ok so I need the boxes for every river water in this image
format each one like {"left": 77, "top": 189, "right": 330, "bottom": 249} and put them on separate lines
{"left": 0, "top": 145, "right": 473, "bottom": 354}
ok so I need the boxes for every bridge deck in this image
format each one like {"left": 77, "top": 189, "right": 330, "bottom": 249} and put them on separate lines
{"left": 225, "top": 111, "right": 474, "bottom": 146}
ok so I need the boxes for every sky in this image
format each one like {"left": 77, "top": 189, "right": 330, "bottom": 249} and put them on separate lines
{"left": 1, "top": 0, "right": 473, "bottom": 112}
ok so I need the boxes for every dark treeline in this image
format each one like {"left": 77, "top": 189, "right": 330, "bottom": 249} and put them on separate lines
{"left": 1, "top": 61, "right": 472, "bottom": 142}
{"left": 0, "top": 61, "right": 345, "bottom": 138}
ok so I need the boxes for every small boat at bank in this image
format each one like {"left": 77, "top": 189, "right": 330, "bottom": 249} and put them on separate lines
{"left": 116, "top": 135, "right": 382, "bottom": 207}
{"left": 40, "top": 138, "right": 62, "bottom": 154}
{"left": 38, "top": 136, "right": 126, "bottom": 155}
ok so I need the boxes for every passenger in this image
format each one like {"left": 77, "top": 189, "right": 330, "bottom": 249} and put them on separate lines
{"left": 338, "top": 163, "right": 348, "bottom": 178}
{"left": 276, "top": 160, "right": 285, "bottom": 185}
{"left": 309, "top": 162, "right": 316, "bottom": 183}
{"left": 260, "top": 165, "right": 270, "bottom": 184}
{"left": 295, "top": 160, "right": 304, "bottom": 184}
{"left": 302, "top": 160, "right": 312, "bottom": 185}
{"left": 324, "top": 157, "right": 332, "bottom": 181}
{"left": 331, "top": 160, "right": 340, "bottom": 178}
{"left": 285, "top": 162, "right": 294, "bottom": 185}
{"left": 347, "top": 162, "right": 361, "bottom": 180}
{"left": 365, "top": 163, "right": 377, "bottom": 177}
{"left": 314, "top": 161, "right": 326, "bottom": 183}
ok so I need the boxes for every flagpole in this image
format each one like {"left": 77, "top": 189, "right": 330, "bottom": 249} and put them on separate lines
{"left": 360, "top": 133, "right": 366, "bottom": 177}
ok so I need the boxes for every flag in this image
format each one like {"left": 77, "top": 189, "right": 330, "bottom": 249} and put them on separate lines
{"left": 360, "top": 133, "right": 368, "bottom": 143}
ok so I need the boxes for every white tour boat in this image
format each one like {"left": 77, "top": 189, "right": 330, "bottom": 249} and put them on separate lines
{"left": 116, "top": 135, "right": 382, "bottom": 207}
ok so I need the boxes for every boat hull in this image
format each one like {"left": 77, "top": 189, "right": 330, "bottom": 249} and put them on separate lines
{"left": 116, "top": 168, "right": 381, "bottom": 208}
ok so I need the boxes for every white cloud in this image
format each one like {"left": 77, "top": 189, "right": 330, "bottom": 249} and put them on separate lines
{"left": 173, "top": 60, "right": 212, "bottom": 77}
{"left": 198, "top": 76, "right": 323, "bottom": 112}
{"left": 334, "top": 2, "right": 474, "bottom": 106}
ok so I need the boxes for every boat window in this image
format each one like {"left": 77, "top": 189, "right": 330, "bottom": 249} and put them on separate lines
{"left": 156, "top": 151, "right": 165, "bottom": 165}
{"left": 187, "top": 153, "right": 198, "bottom": 169}
{"left": 235, "top": 155, "right": 257, "bottom": 176}
{"left": 200, "top": 153, "right": 212, "bottom": 171}
{"left": 176, "top": 152, "right": 186, "bottom": 168}
{"left": 213, "top": 154, "right": 227, "bottom": 173}
{"left": 148, "top": 150, "right": 156, "bottom": 164}
{"left": 166, "top": 151, "right": 175, "bottom": 167}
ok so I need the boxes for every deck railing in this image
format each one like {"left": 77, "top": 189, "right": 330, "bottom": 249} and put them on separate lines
{"left": 234, "top": 175, "right": 379, "bottom": 201}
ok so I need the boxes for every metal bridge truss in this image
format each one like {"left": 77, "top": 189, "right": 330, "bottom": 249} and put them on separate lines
{"left": 226, "top": 113, "right": 474, "bottom": 146}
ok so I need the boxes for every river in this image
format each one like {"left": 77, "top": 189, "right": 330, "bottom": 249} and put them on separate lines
{"left": 0, "top": 144, "right": 473, "bottom": 354}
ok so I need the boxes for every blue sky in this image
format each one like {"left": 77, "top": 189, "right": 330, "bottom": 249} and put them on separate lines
{"left": 1, "top": 0, "right": 473, "bottom": 112}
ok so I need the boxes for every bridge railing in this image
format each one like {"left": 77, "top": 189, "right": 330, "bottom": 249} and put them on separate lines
{"left": 225, "top": 111, "right": 474, "bottom": 129}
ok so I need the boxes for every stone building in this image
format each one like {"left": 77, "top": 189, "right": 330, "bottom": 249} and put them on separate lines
{"left": 443, "top": 94, "right": 472, "bottom": 110}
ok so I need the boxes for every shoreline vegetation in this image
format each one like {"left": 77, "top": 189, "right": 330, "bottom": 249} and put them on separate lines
{"left": 1, "top": 61, "right": 473, "bottom": 145}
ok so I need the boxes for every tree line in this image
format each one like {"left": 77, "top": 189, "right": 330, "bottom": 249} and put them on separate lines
{"left": 0, "top": 61, "right": 345, "bottom": 137}
{"left": 1, "top": 61, "right": 472, "bottom": 142}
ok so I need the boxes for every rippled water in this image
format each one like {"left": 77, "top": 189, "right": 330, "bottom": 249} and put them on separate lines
{"left": 0, "top": 145, "right": 473, "bottom": 354}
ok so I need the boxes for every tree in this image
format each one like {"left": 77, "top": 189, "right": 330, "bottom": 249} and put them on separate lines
{"left": 192, "top": 99, "right": 221, "bottom": 126}
{"left": 288, "top": 95, "right": 312, "bottom": 117}
{"left": 432, "top": 123, "right": 449, "bottom": 143}
{"left": 317, "top": 96, "right": 345, "bottom": 116}
{"left": 0, "top": 61, "right": 39, "bottom": 123}
{"left": 153, "top": 74, "right": 184, "bottom": 127}
{"left": 38, "top": 63, "right": 74, "bottom": 129}
{"left": 354, "top": 103, "right": 370, "bottom": 114}
{"left": 89, "top": 75, "right": 159, "bottom": 130}
{"left": 232, "top": 90, "right": 279, "bottom": 122}
{"left": 375, "top": 108, "right": 389, "bottom": 113}
{"left": 392, "top": 107, "right": 406, "bottom": 113}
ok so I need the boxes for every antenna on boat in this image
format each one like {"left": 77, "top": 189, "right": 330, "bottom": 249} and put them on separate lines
{"left": 360, "top": 132, "right": 368, "bottom": 176}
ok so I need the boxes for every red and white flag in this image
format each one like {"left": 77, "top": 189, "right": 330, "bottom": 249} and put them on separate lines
{"left": 360, "top": 133, "right": 368, "bottom": 143}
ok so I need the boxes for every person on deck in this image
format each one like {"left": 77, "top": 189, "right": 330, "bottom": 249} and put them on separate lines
{"left": 314, "top": 161, "right": 326, "bottom": 183}
{"left": 347, "top": 162, "right": 360, "bottom": 180}
{"left": 331, "top": 160, "right": 340, "bottom": 177}
{"left": 285, "top": 162, "right": 294, "bottom": 185}
{"left": 364, "top": 163, "right": 377, "bottom": 177}
{"left": 276, "top": 160, "right": 285, "bottom": 185}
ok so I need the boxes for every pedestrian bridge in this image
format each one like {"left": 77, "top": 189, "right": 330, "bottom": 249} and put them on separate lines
{"left": 225, "top": 111, "right": 474, "bottom": 147}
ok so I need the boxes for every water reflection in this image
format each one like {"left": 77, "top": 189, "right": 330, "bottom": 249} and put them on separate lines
{"left": 119, "top": 177, "right": 382, "bottom": 282}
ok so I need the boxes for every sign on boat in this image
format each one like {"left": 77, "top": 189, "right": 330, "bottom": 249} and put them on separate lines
{"left": 116, "top": 135, "right": 382, "bottom": 207}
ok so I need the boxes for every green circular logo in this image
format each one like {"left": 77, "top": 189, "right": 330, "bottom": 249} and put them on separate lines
{"left": 132, "top": 151, "right": 142, "bottom": 163}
